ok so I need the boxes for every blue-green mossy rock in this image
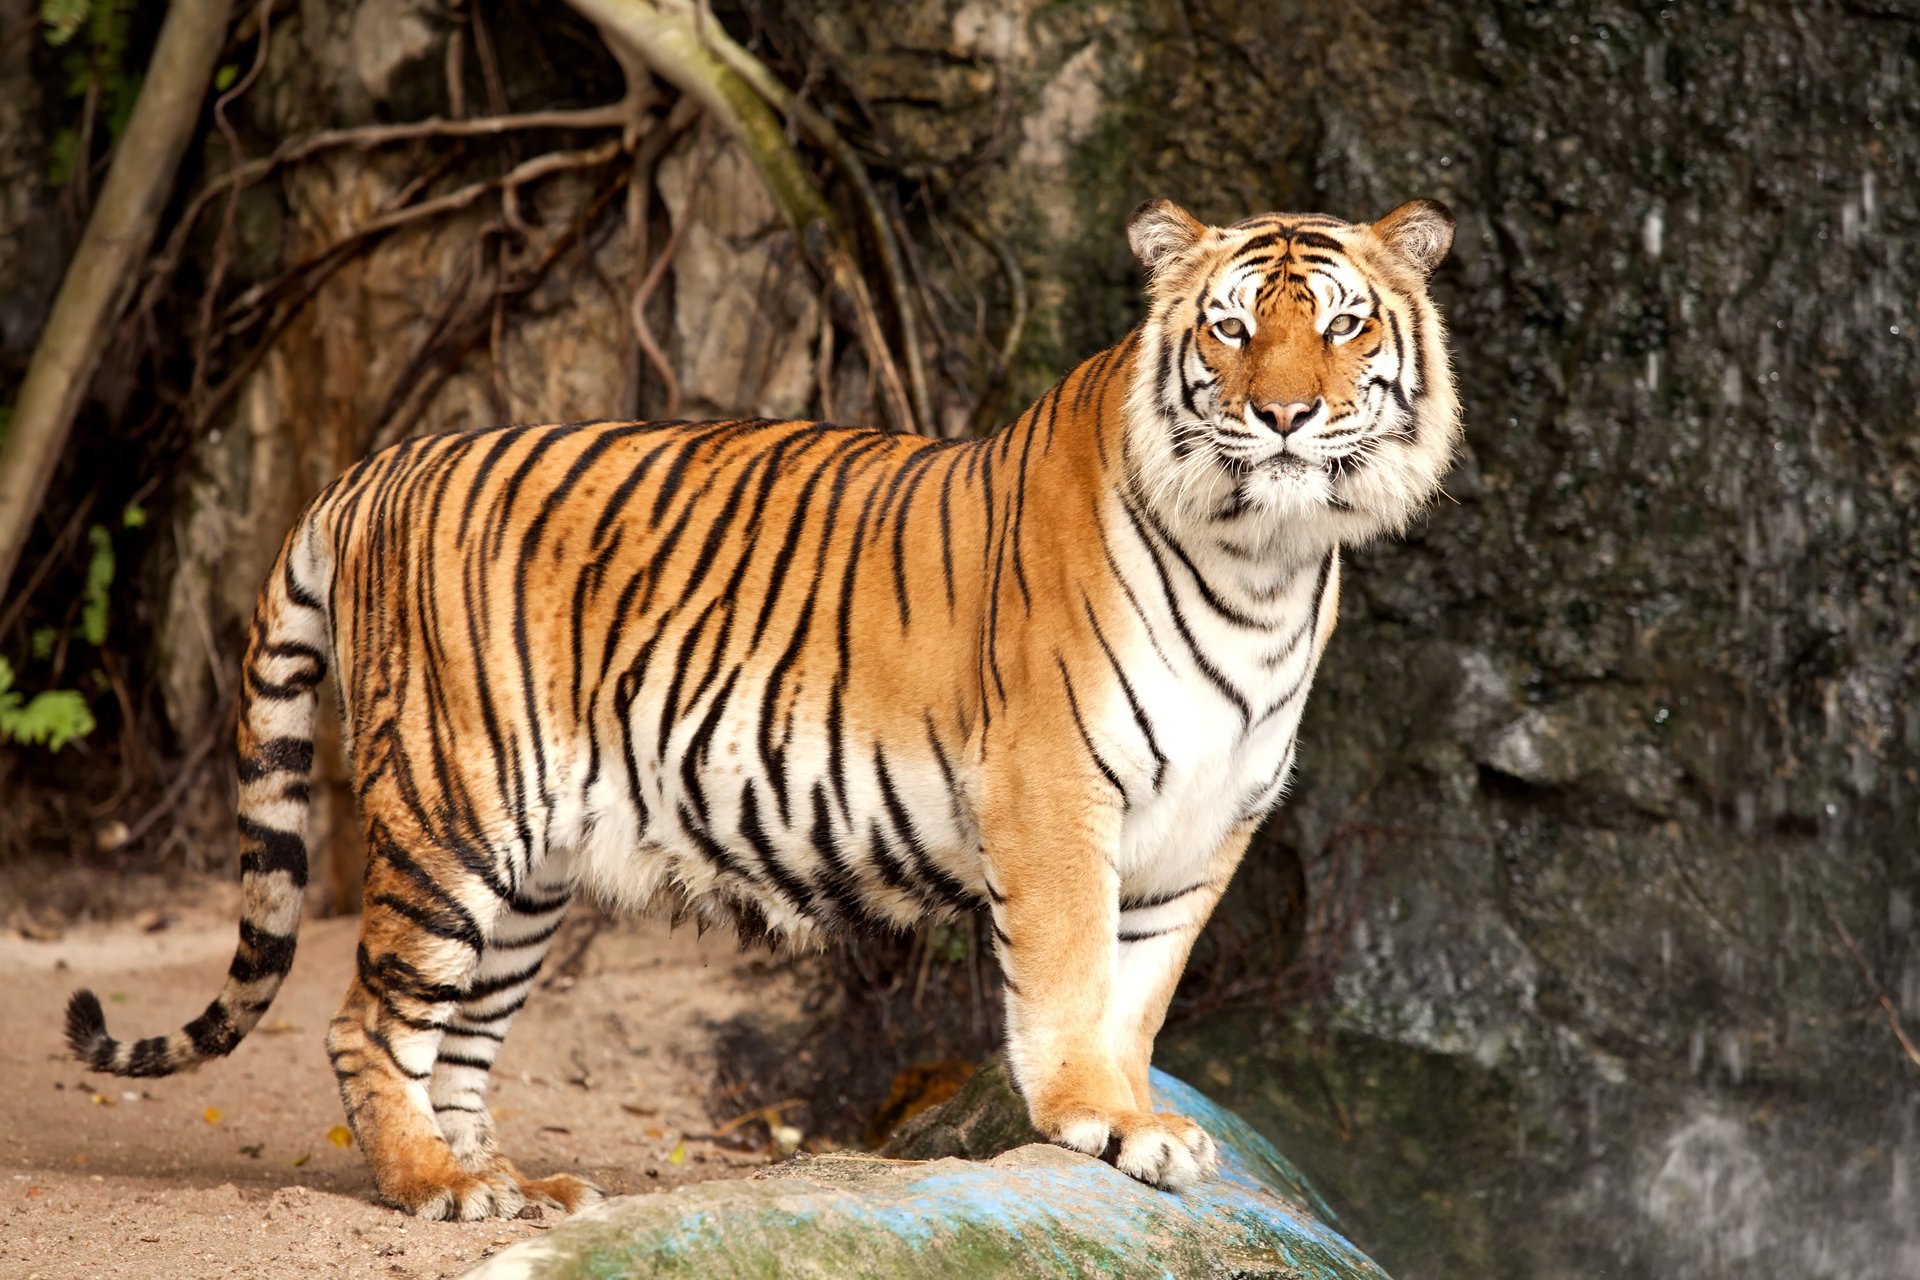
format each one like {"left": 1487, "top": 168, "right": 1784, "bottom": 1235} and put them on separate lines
{"left": 465, "top": 1060, "right": 1387, "bottom": 1279}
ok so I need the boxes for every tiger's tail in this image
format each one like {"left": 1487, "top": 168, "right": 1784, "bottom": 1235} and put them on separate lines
{"left": 66, "top": 513, "right": 333, "bottom": 1077}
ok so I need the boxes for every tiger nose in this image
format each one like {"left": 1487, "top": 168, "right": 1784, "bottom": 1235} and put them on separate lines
{"left": 1252, "top": 398, "right": 1322, "bottom": 436}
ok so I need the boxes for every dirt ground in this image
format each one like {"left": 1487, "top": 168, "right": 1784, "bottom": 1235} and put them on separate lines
{"left": 0, "top": 878, "right": 809, "bottom": 1279}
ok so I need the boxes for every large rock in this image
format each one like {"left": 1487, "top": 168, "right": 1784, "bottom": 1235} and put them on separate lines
{"left": 464, "top": 1063, "right": 1388, "bottom": 1280}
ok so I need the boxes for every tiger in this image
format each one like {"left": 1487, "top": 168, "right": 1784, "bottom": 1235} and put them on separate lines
{"left": 64, "top": 196, "right": 1459, "bottom": 1219}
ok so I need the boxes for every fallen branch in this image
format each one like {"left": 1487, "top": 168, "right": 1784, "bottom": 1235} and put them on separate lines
{"left": 0, "top": 0, "right": 236, "bottom": 602}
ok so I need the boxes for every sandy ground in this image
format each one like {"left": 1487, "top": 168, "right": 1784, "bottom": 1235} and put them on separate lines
{"left": 0, "top": 882, "right": 805, "bottom": 1279}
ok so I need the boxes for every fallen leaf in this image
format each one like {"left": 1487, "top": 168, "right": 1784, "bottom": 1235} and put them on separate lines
{"left": 108, "top": 992, "right": 128, "bottom": 1003}
{"left": 290, "top": 1153, "right": 312, "bottom": 1167}
{"left": 619, "top": 1101, "right": 658, "bottom": 1118}
{"left": 327, "top": 1125, "right": 353, "bottom": 1150}
{"left": 257, "top": 1020, "right": 298, "bottom": 1036}
{"left": 26, "top": 1187, "right": 42, "bottom": 1197}
{"left": 667, "top": 1140, "right": 686, "bottom": 1166}
{"left": 90, "top": 1094, "right": 113, "bottom": 1107}
{"left": 203, "top": 1106, "right": 223, "bottom": 1125}
{"left": 239, "top": 1144, "right": 263, "bottom": 1159}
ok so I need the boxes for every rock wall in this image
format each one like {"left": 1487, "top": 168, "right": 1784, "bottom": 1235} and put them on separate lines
{"left": 805, "top": 2, "right": 1920, "bottom": 1276}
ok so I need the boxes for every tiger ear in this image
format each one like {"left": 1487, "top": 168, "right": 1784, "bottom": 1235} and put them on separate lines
{"left": 1128, "top": 200, "right": 1207, "bottom": 279}
{"left": 1371, "top": 199, "right": 1455, "bottom": 279}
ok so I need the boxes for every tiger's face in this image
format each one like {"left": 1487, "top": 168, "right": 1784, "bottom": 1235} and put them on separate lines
{"left": 1124, "top": 199, "right": 1461, "bottom": 551}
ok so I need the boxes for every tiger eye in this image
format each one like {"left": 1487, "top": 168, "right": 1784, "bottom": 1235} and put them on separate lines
{"left": 1326, "top": 314, "right": 1361, "bottom": 338}
{"left": 1213, "top": 317, "right": 1248, "bottom": 343}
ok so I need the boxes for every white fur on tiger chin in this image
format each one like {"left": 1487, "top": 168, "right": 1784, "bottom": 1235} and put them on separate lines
{"left": 1124, "top": 363, "right": 1453, "bottom": 560}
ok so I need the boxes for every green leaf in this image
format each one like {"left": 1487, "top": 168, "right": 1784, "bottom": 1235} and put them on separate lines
{"left": 121, "top": 503, "right": 146, "bottom": 529}
{"left": 0, "top": 688, "right": 95, "bottom": 751}
{"left": 214, "top": 63, "right": 238, "bottom": 92}
{"left": 40, "top": 0, "right": 89, "bottom": 47}
{"left": 81, "top": 523, "right": 114, "bottom": 648}
{"left": 48, "top": 126, "right": 79, "bottom": 188}
{"left": 29, "top": 627, "right": 58, "bottom": 661}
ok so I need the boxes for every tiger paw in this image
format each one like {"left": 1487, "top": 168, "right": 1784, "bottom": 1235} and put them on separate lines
{"left": 518, "top": 1171, "right": 604, "bottom": 1215}
{"left": 393, "top": 1169, "right": 525, "bottom": 1221}
{"left": 1050, "top": 1107, "right": 1219, "bottom": 1192}
{"left": 458, "top": 1151, "right": 605, "bottom": 1217}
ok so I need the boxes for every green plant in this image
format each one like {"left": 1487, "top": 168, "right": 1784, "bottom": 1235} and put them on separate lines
{"left": 42, "top": 0, "right": 143, "bottom": 188}
{"left": 0, "top": 657, "right": 95, "bottom": 751}
{"left": 80, "top": 522, "right": 113, "bottom": 646}
{"left": 0, "top": 502, "right": 143, "bottom": 753}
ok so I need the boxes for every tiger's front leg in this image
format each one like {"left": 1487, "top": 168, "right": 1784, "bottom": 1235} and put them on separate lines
{"left": 1109, "top": 820, "right": 1255, "bottom": 1110}
{"left": 980, "top": 757, "right": 1220, "bottom": 1191}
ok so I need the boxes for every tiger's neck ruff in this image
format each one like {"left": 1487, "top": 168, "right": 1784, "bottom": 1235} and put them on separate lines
{"left": 64, "top": 199, "right": 1460, "bottom": 1214}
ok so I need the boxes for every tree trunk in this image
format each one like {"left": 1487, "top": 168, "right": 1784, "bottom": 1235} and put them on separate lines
{"left": 0, "top": 0, "right": 234, "bottom": 600}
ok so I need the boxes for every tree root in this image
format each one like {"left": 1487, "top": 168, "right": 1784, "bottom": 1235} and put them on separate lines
{"left": 563, "top": 0, "right": 925, "bottom": 433}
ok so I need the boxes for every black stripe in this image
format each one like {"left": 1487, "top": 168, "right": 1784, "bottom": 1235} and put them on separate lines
{"left": 1118, "top": 927, "right": 1178, "bottom": 944}
{"left": 1116, "top": 496, "right": 1251, "bottom": 724}
{"left": 227, "top": 919, "right": 299, "bottom": 983}
{"left": 1081, "top": 593, "right": 1167, "bottom": 791}
{"left": 807, "top": 781, "right": 875, "bottom": 926}
{"left": 434, "top": 1050, "right": 498, "bottom": 1071}
{"left": 1120, "top": 881, "right": 1209, "bottom": 912}
{"left": 873, "top": 745, "right": 976, "bottom": 913}
{"left": 464, "top": 959, "right": 547, "bottom": 1001}
{"left": 1056, "top": 655, "right": 1126, "bottom": 802}
{"left": 738, "top": 781, "right": 819, "bottom": 920}
{"left": 237, "top": 815, "right": 308, "bottom": 887}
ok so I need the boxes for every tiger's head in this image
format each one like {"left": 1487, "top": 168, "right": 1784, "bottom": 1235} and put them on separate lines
{"left": 1123, "top": 199, "right": 1462, "bottom": 553}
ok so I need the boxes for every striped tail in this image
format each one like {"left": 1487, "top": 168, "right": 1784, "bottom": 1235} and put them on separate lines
{"left": 66, "top": 518, "right": 332, "bottom": 1077}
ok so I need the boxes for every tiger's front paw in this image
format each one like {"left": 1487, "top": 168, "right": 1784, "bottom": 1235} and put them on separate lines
{"left": 391, "top": 1168, "right": 525, "bottom": 1221}
{"left": 1047, "top": 1106, "right": 1220, "bottom": 1191}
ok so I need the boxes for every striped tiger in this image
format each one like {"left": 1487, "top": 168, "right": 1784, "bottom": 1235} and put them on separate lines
{"left": 64, "top": 197, "right": 1459, "bottom": 1217}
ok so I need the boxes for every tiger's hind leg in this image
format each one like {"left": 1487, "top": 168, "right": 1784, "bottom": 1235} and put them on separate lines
{"left": 430, "top": 874, "right": 603, "bottom": 1216}
{"left": 328, "top": 811, "right": 517, "bottom": 1220}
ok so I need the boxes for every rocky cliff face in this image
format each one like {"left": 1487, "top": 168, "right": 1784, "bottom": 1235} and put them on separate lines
{"left": 111, "top": 2, "right": 1920, "bottom": 1276}
{"left": 800, "top": 3, "right": 1920, "bottom": 1276}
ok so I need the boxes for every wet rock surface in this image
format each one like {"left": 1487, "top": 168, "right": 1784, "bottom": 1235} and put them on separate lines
{"left": 465, "top": 1063, "right": 1386, "bottom": 1280}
